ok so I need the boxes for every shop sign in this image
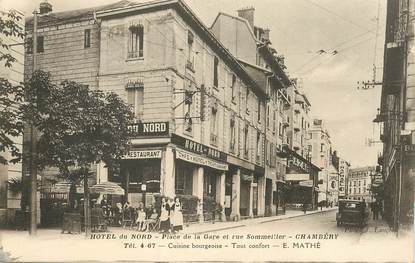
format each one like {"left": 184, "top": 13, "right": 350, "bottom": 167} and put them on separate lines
{"left": 285, "top": 173, "right": 309, "bottom": 181}
{"left": 338, "top": 160, "right": 346, "bottom": 196}
{"left": 176, "top": 149, "right": 228, "bottom": 171}
{"left": 172, "top": 134, "right": 227, "bottom": 162}
{"left": 299, "top": 180, "right": 313, "bottom": 187}
{"left": 127, "top": 122, "right": 169, "bottom": 136}
{"left": 403, "top": 144, "right": 415, "bottom": 153}
{"left": 241, "top": 173, "right": 254, "bottom": 181}
{"left": 122, "top": 150, "right": 162, "bottom": 159}
{"left": 288, "top": 155, "right": 310, "bottom": 173}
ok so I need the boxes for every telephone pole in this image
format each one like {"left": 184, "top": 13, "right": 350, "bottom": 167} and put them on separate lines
{"left": 29, "top": 9, "right": 38, "bottom": 236}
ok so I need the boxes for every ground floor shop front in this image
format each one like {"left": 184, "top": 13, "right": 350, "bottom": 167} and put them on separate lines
{"left": 105, "top": 134, "right": 267, "bottom": 222}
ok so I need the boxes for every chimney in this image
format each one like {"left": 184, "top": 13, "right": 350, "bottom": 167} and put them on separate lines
{"left": 263, "top": 28, "right": 270, "bottom": 42}
{"left": 39, "top": 0, "right": 52, "bottom": 15}
{"left": 237, "top": 7, "right": 255, "bottom": 30}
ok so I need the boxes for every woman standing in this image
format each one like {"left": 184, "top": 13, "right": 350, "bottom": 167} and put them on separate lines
{"left": 159, "top": 197, "right": 170, "bottom": 233}
{"left": 170, "top": 197, "right": 184, "bottom": 233}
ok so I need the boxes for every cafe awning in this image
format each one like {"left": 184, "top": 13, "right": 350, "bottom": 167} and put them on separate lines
{"left": 50, "top": 181, "right": 84, "bottom": 194}
{"left": 90, "top": 181, "right": 125, "bottom": 195}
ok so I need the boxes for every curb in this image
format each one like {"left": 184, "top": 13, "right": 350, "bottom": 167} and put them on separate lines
{"left": 189, "top": 208, "right": 337, "bottom": 234}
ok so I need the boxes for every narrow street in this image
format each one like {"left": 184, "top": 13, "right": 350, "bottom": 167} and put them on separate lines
{"left": 1, "top": 210, "right": 412, "bottom": 262}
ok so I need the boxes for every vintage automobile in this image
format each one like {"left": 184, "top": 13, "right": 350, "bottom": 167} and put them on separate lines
{"left": 336, "top": 199, "right": 369, "bottom": 227}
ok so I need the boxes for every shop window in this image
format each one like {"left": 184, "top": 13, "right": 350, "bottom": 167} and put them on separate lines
{"left": 128, "top": 24, "right": 144, "bottom": 59}
{"left": 175, "top": 161, "right": 193, "bottom": 195}
{"left": 126, "top": 83, "right": 144, "bottom": 120}
{"left": 213, "top": 56, "right": 219, "bottom": 88}
{"left": 203, "top": 170, "right": 217, "bottom": 197}
{"left": 84, "top": 29, "right": 91, "bottom": 48}
{"left": 128, "top": 160, "right": 160, "bottom": 193}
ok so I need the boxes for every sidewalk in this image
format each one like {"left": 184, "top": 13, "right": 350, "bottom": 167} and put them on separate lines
{"left": 0, "top": 207, "right": 337, "bottom": 240}
{"left": 181, "top": 206, "right": 337, "bottom": 234}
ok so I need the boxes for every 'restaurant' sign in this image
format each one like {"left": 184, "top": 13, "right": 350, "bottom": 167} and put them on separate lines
{"left": 176, "top": 149, "right": 228, "bottom": 171}
{"left": 171, "top": 134, "right": 227, "bottom": 162}
{"left": 127, "top": 122, "right": 169, "bottom": 137}
{"left": 122, "top": 150, "right": 162, "bottom": 159}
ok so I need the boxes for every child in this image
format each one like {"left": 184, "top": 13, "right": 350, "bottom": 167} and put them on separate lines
{"left": 136, "top": 207, "right": 147, "bottom": 231}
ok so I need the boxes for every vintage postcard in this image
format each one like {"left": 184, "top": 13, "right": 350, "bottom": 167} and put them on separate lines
{"left": 0, "top": 0, "right": 414, "bottom": 262}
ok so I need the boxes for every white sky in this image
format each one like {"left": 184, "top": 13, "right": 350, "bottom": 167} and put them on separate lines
{"left": 1, "top": 0, "right": 385, "bottom": 168}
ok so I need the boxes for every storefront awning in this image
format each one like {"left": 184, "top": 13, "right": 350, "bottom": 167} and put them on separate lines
{"left": 50, "top": 181, "right": 84, "bottom": 194}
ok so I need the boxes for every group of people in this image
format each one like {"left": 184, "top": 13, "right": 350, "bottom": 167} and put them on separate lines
{"left": 121, "top": 197, "right": 184, "bottom": 233}
{"left": 159, "top": 197, "right": 184, "bottom": 234}
{"left": 75, "top": 195, "right": 184, "bottom": 233}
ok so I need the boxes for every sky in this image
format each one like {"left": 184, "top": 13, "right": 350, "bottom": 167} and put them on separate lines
{"left": 1, "top": 0, "right": 385, "bottom": 168}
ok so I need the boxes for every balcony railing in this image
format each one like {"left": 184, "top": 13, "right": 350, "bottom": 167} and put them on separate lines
{"left": 127, "top": 50, "right": 143, "bottom": 59}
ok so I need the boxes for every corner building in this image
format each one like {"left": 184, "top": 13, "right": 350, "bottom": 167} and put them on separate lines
{"left": 23, "top": 0, "right": 267, "bottom": 223}
{"left": 96, "top": 0, "right": 268, "bottom": 221}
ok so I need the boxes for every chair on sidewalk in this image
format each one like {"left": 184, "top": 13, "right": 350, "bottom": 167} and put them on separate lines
{"left": 91, "top": 215, "right": 108, "bottom": 232}
{"left": 122, "top": 208, "right": 134, "bottom": 229}
{"left": 146, "top": 214, "right": 160, "bottom": 232}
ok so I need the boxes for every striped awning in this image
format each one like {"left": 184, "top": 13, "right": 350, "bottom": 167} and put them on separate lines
{"left": 90, "top": 181, "right": 125, "bottom": 195}
{"left": 50, "top": 181, "right": 84, "bottom": 194}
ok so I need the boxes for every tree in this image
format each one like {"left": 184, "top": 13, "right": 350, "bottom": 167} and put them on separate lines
{"left": 23, "top": 70, "right": 134, "bottom": 233}
{"left": 0, "top": 10, "right": 25, "bottom": 165}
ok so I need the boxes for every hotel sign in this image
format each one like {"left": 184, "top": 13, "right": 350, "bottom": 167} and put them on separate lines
{"left": 176, "top": 149, "right": 228, "bottom": 171}
{"left": 122, "top": 150, "right": 162, "bottom": 159}
{"left": 172, "top": 134, "right": 227, "bottom": 162}
{"left": 127, "top": 122, "right": 169, "bottom": 136}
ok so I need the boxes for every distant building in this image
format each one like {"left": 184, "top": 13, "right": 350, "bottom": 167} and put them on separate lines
{"left": 0, "top": 9, "right": 25, "bottom": 227}
{"left": 308, "top": 119, "right": 332, "bottom": 203}
{"left": 347, "top": 166, "right": 376, "bottom": 203}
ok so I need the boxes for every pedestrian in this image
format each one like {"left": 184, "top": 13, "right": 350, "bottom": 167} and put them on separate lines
{"left": 170, "top": 197, "right": 184, "bottom": 233}
{"left": 159, "top": 197, "right": 170, "bottom": 233}
{"left": 372, "top": 201, "right": 379, "bottom": 220}
{"left": 302, "top": 201, "right": 308, "bottom": 214}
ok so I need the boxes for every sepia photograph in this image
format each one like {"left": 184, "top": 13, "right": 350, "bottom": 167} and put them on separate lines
{"left": 0, "top": 0, "right": 414, "bottom": 262}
